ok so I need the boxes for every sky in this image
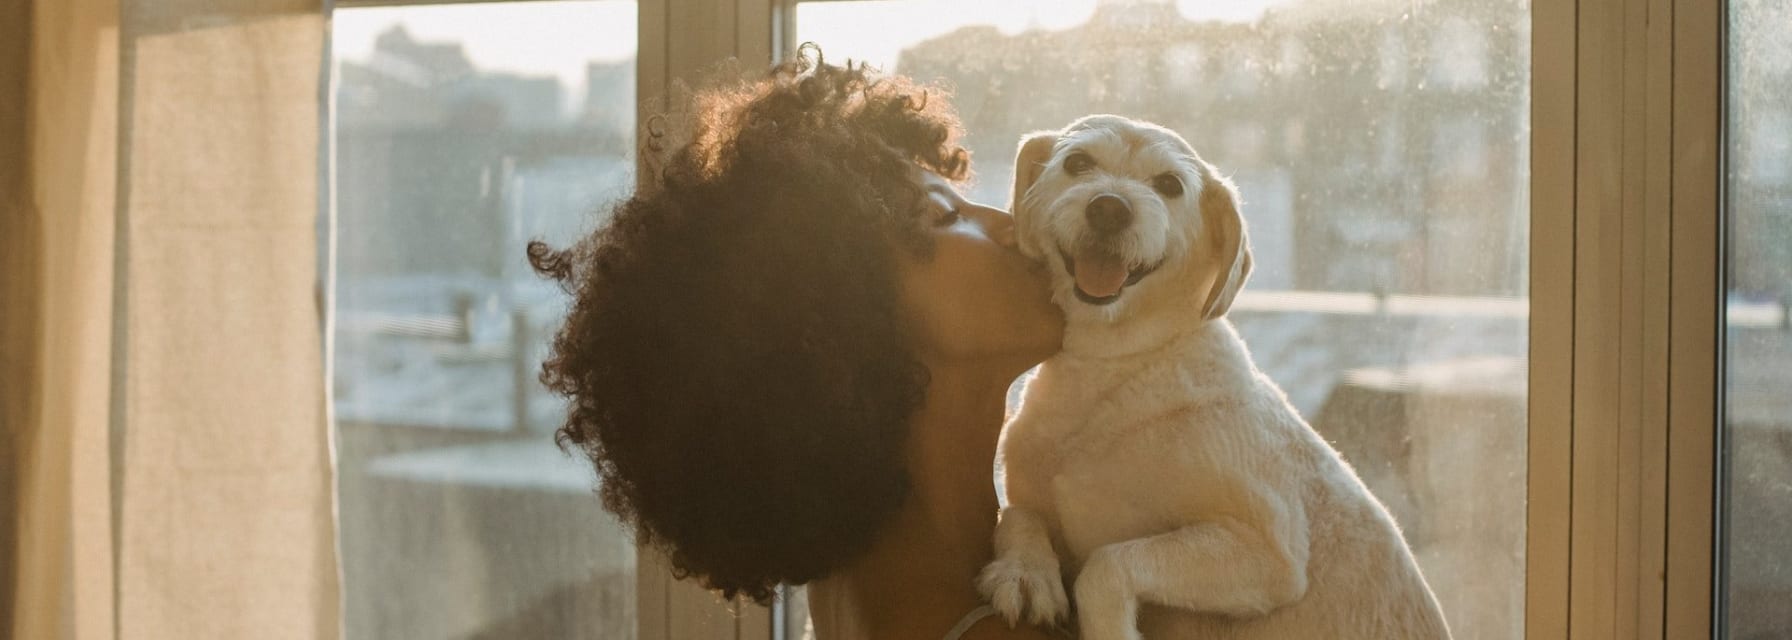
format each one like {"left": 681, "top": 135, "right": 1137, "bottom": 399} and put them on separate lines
{"left": 799, "top": 0, "right": 1292, "bottom": 72}
{"left": 333, "top": 0, "right": 1294, "bottom": 89}
{"left": 333, "top": 0, "right": 637, "bottom": 92}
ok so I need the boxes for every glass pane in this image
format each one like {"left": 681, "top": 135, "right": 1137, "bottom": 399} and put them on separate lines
{"left": 328, "top": 2, "right": 637, "bottom": 638}
{"left": 795, "top": 0, "right": 1529, "bottom": 635}
{"left": 1723, "top": 1, "right": 1792, "bottom": 637}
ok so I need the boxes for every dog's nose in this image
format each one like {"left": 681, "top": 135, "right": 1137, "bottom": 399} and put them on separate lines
{"left": 1085, "top": 194, "right": 1133, "bottom": 234}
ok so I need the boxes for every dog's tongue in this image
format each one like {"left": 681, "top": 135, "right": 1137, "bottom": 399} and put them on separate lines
{"left": 1073, "top": 248, "right": 1130, "bottom": 298}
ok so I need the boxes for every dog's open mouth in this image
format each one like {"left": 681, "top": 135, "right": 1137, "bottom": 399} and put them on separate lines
{"left": 1059, "top": 246, "right": 1162, "bottom": 306}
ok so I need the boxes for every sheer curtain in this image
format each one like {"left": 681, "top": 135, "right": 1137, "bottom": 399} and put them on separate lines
{"left": 4, "top": 1, "right": 340, "bottom": 638}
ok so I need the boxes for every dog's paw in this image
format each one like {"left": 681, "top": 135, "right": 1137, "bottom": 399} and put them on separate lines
{"left": 976, "top": 555, "right": 1069, "bottom": 627}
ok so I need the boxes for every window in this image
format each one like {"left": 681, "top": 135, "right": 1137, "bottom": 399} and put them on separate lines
{"left": 794, "top": 0, "right": 1530, "bottom": 635}
{"left": 309, "top": 2, "right": 1766, "bottom": 638}
{"left": 1722, "top": 0, "right": 1792, "bottom": 636}
{"left": 327, "top": 2, "right": 638, "bottom": 637}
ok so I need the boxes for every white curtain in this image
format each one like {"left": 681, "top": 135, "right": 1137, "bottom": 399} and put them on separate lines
{"left": 5, "top": 1, "right": 341, "bottom": 638}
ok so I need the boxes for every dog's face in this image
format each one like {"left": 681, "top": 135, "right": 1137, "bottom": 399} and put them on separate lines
{"left": 1010, "top": 115, "right": 1252, "bottom": 326}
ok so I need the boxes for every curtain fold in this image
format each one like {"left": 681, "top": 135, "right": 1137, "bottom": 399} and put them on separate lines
{"left": 7, "top": 1, "right": 120, "bottom": 638}
{"left": 7, "top": 1, "right": 340, "bottom": 638}
{"left": 2, "top": 0, "right": 39, "bottom": 628}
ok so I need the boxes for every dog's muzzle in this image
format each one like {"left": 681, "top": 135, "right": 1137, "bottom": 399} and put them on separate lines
{"left": 1060, "top": 194, "right": 1161, "bottom": 306}
{"left": 1086, "top": 194, "right": 1132, "bottom": 235}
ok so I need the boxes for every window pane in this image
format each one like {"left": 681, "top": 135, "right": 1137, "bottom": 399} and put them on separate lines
{"left": 795, "top": 1, "right": 1529, "bottom": 635}
{"left": 328, "top": 2, "right": 636, "bottom": 638}
{"left": 1723, "top": 1, "right": 1792, "bottom": 637}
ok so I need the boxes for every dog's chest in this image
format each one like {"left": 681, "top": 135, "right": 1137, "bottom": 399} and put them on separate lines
{"left": 1049, "top": 450, "right": 1203, "bottom": 566}
{"left": 1003, "top": 396, "right": 1242, "bottom": 568}
{"left": 1002, "top": 348, "right": 1302, "bottom": 568}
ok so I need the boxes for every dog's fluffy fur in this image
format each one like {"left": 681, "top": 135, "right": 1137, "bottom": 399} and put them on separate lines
{"left": 979, "top": 115, "right": 1452, "bottom": 640}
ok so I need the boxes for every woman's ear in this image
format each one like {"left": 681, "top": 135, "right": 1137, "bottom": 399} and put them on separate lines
{"left": 1198, "top": 167, "right": 1253, "bottom": 320}
{"left": 1010, "top": 131, "right": 1059, "bottom": 213}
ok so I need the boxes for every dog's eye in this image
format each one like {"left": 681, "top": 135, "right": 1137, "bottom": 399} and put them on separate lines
{"left": 1063, "top": 152, "right": 1095, "bottom": 175}
{"left": 1152, "top": 173, "right": 1185, "bottom": 197}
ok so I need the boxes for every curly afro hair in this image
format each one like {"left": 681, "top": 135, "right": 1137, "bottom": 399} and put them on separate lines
{"left": 528, "top": 50, "right": 971, "bottom": 605}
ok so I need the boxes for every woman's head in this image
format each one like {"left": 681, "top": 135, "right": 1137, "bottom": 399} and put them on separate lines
{"left": 530, "top": 51, "right": 1059, "bottom": 605}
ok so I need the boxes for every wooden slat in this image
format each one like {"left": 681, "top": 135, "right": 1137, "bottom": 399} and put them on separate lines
{"left": 1664, "top": 0, "right": 1721, "bottom": 632}
{"left": 1527, "top": 0, "right": 1577, "bottom": 637}
{"left": 1615, "top": 0, "right": 1646, "bottom": 626}
{"left": 1571, "top": 0, "right": 1626, "bottom": 634}
{"left": 1635, "top": 0, "right": 1677, "bottom": 632}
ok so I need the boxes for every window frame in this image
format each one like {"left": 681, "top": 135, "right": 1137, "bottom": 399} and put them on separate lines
{"left": 1546, "top": 0, "right": 1723, "bottom": 635}
{"left": 323, "top": 0, "right": 1729, "bottom": 638}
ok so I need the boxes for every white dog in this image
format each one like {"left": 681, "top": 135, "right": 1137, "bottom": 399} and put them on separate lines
{"left": 978, "top": 115, "right": 1453, "bottom": 640}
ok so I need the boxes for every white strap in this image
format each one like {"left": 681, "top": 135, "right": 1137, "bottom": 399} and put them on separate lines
{"left": 942, "top": 605, "right": 999, "bottom": 640}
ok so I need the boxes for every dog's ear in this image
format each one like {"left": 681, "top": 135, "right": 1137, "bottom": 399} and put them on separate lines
{"left": 1010, "top": 131, "right": 1059, "bottom": 213}
{"left": 1198, "top": 168, "right": 1253, "bottom": 320}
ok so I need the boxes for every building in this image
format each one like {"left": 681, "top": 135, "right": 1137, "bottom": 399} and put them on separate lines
{"left": 897, "top": 0, "right": 1529, "bottom": 297}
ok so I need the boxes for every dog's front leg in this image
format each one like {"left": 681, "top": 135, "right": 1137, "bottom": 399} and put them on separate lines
{"left": 977, "top": 506, "right": 1069, "bottom": 627}
{"left": 1074, "top": 510, "right": 1310, "bottom": 640}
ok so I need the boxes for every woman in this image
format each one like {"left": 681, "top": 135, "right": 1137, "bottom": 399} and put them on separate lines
{"left": 529, "top": 52, "right": 1067, "bottom": 639}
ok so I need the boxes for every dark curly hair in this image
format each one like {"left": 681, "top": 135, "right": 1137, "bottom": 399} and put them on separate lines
{"left": 528, "top": 50, "right": 971, "bottom": 605}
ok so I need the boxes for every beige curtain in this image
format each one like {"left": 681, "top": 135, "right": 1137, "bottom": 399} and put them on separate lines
{"left": 4, "top": 1, "right": 341, "bottom": 638}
